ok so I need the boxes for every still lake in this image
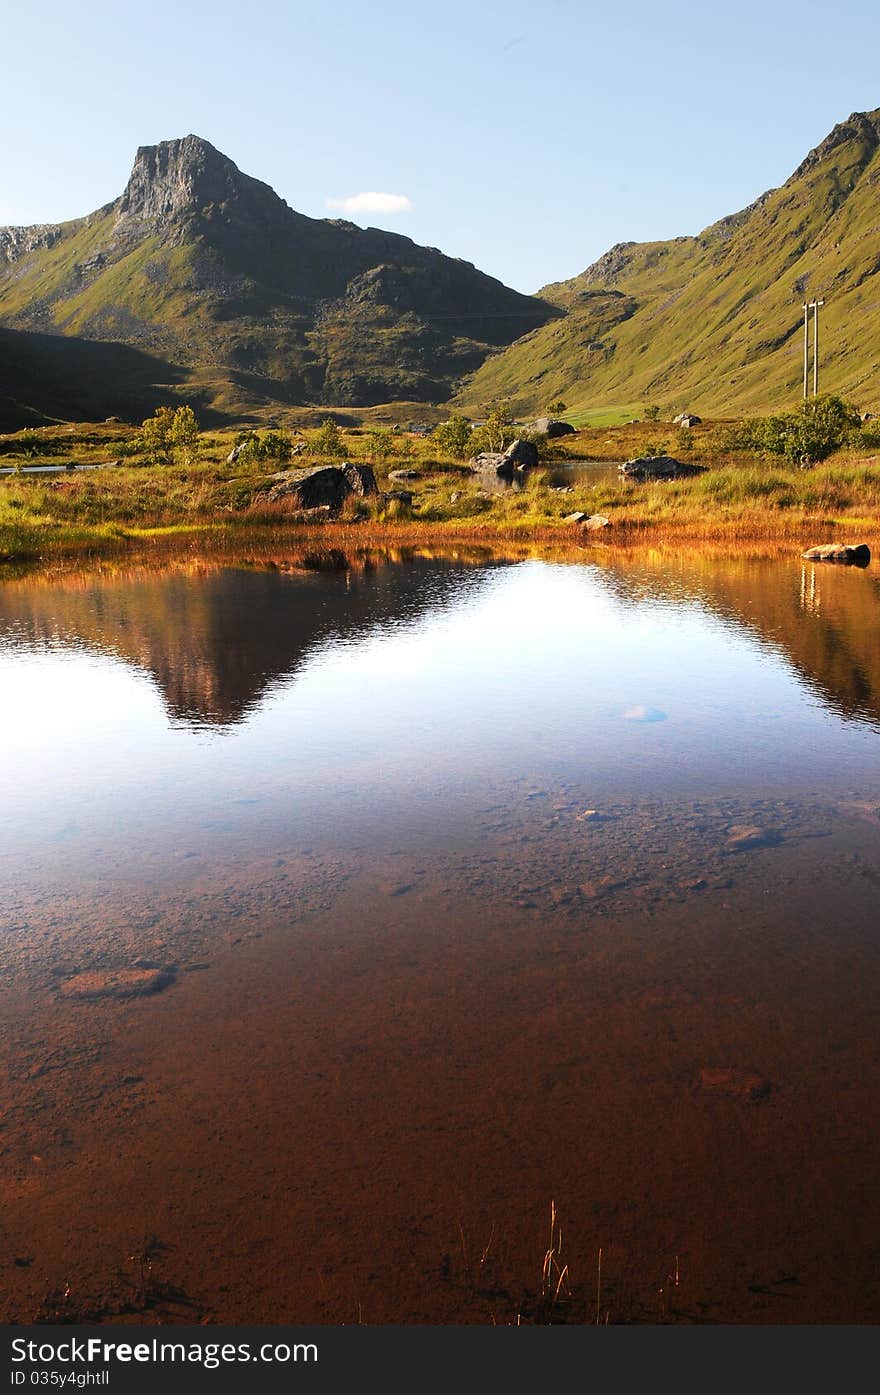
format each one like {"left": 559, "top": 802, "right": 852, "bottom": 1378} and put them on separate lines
{"left": 1, "top": 548, "right": 879, "bottom": 1323}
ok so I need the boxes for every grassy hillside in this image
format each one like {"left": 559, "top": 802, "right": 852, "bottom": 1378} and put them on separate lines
{"left": 458, "top": 110, "right": 880, "bottom": 419}
{"left": 0, "top": 136, "right": 556, "bottom": 425}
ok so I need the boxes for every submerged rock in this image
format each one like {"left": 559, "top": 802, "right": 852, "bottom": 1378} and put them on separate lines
{"left": 697, "top": 1067, "right": 772, "bottom": 1102}
{"left": 60, "top": 967, "right": 175, "bottom": 1000}
{"left": 725, "top": 824, "right": 781, "bottom": 850}
{"left": 622, "top": 704, "right": 667, "bottom": 722}
{"left": 801, "top": 543, "right": 870, "bottom": 566}
{"left": 619, "top": 455, "right": 706, "bottom": 480}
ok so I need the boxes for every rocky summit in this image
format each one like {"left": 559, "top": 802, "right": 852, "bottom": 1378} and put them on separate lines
{"left": 0, "top": 136, "right": 556, "bottom": 425}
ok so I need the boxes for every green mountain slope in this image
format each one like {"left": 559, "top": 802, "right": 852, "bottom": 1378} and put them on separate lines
{"left": 458, "top": 110, "right": 880, "bottom": 417}
{"left": 0, "top": 136, "right": 556, "bottom": 422}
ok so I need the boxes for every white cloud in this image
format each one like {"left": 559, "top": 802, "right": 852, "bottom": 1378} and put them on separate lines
{"left": 325, "top": 191, "right": 413, "bottom": 216}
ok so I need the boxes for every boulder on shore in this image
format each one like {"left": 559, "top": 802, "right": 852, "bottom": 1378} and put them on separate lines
{"left": 532, "top": 417, "right": 576, "bottom": 438}
{"left": 469, "top": 438, "right": 539, "bottom": 477}
{"left": 619, "top": 454, "right": 706, "bottom": 480}
{"left": 801, "top": 543, "right": 871, "bottom": 566}
{"left": 341, "top": 462, "right": 380, "bottom": 497}
{"left": 563, "top": 512, "right": 611, "bottom": 529}
{"left": 260, "top": 462, "right": 378, "bottom": 510}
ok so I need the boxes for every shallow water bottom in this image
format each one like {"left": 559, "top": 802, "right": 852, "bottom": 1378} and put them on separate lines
{"left": 2, "top": 789, "right": 880, "bottom": 1324}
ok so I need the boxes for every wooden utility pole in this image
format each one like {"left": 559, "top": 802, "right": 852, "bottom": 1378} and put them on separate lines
{"left": 813, "top": 298, "right": 824, "bottom": 397}
{"left": 802, "top": 299, "right": 825, "bottom": 399}
{"left": 803, "top": 302, "right": 810, "bottom": 400}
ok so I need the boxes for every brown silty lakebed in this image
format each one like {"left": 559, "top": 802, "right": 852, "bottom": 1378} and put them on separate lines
{"left": 0, "top": 546, "right": 879, "bottom": 1324}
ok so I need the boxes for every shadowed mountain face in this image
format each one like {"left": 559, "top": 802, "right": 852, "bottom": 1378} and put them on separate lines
{"left": 0, "top": 326, "right": 193, "bottom": 432}
{"left": 1, "top": 552, "right": 880, "bottom": 732}
{"left": 0, "top": 136, "right": 556, "bottom": 424}
{"left": 460, "top": 108, "right": 880, "bottom": 416}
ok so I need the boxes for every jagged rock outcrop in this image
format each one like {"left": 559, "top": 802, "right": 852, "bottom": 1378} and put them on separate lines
{"left": 0, "top": 224, "right": 63, "bottom": 265}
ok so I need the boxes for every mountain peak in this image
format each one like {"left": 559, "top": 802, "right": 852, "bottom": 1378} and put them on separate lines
{"left": 790, "top": 108, "right": 880, "bottom": 182}
{"left": 117, "top": 135, "right": 251, "bottom": 224}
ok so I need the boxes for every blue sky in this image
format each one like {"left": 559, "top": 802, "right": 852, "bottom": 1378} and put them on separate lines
{"left": 3, "top": 0, "right": 879, "bottom": 291}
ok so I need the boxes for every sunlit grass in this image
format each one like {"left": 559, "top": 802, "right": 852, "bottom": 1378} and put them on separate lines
{"left": 1, "top": 417, "right": 878, "bottom": 564}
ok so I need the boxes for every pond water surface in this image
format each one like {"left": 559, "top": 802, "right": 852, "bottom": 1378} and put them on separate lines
{"left": 1, "top": 548, "right": 878, "bottom": 1323}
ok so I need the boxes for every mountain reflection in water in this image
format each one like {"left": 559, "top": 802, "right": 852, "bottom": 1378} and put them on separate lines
{"left": 1, "top": 549, "right": 879, "bottom": 731}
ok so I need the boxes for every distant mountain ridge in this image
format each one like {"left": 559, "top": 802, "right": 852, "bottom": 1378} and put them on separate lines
{"left": 458, "top": 109, "right": 880, "bottom": 417}
{"left": 0, "top": 135, "right": 555, "bottom": 424}
{"left": 4, "top": 112, "right": 880, "bottom": 429}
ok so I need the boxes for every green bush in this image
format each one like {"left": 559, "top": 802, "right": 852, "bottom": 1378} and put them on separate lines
{"left": 735, "top": 395, "right": 861, "bottom": 464}
{"left": 431, "top": 415, "right": 474, "bottom": 459}
{"left": 235, "top": 429, "right": 293, "bottom": 464}
{"left": 366, "top": 428, "right": 397, "bottom": 463}
{"left": 309, "top": 418, "right": 346, "bottom": 457}
{"left": 140, "top": 405, "right": 200, "bottom": 465}
{"left": 470, "top": 403, "right": 517, "bottom": 455}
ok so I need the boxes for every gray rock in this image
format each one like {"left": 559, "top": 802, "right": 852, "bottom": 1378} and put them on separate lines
{"left": 261, "top": 466, "right": 356, "bottom": 510}
{"left": 673, "top": 412, "right": 702, "bottom": 427}
{"left": 504, "top": 438, "right": 540, "bottom": 470}
{"left": 619, "top": 454, "right": 706, "bottom": 480}
{"left": 388, "top": 468, "right": 421, "bottom": 480}
{"left": 801, "top": 542, "right": 871, "bottom": 565}
{"left": 532, "top": 417, "right": 576, "bottom": 438}
{"left": 562, "top": 511, "right": 611, "bottom": 528}
{"left": 226, "top": 442, "right": 246, "bottom": 464}
{"left": 383, "top": 489, "right": 413, "bottom": 506}
{"left": 469, "top": 451, "right": 508, "bottom": 475}
{"left": 469, "top": 437, "right": 539, "bottom": 477}
{"left": 342, "top": 462, "right": 379, "bottom": 497}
